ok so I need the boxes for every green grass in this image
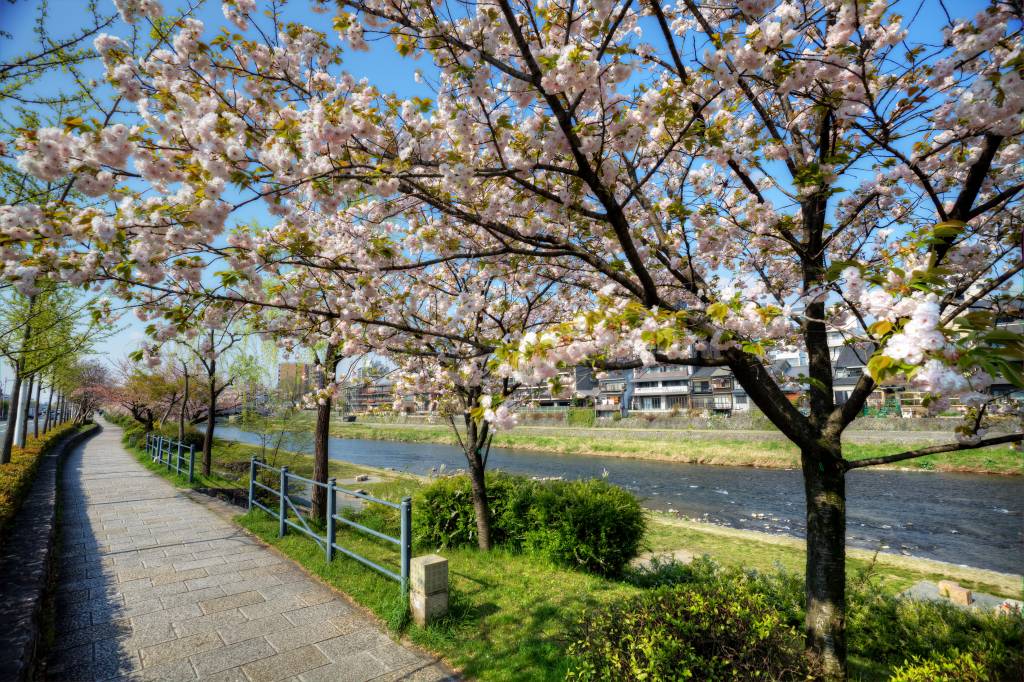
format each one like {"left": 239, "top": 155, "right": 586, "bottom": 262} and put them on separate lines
{"left": 645, "top": 514, "right": 1021, "bottom": 600}
{"left": 316, "top": 420, "right": 1022, "bottom": 474}
{"left": 238, "top": 509, "right": 640, "bottom": 681}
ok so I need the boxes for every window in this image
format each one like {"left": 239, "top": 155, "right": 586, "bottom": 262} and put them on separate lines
{"left": 662, "top": 380, "right": 684, "bottom": 387}
{"left": 633, "top": 396, "right": 662, "bottom": 410}
{"left": 736, "top": 395, "right": 747, "bottom": 404}
{"left": 666, "top": 395, "right": 688, "bottom": 409}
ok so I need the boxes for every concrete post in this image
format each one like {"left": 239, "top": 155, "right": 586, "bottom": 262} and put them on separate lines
{"left": 409, "top": 554, "right": 448, "bottom": 626}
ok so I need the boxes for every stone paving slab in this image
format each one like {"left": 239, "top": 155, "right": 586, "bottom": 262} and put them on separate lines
{"left": 45, "top": 420, "right": 457, "bottom": 681}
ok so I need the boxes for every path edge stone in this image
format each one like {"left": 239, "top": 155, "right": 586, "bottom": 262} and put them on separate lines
{"left": 0, "top": 421, "right": 101, "bottom": 682}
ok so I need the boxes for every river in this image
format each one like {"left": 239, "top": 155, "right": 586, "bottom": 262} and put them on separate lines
{"left": 215, "top": 424, "right": 1023, "bottom": 574}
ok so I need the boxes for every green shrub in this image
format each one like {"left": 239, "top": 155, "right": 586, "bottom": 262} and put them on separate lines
{"left": 566, "top": 571, "right": 811, "bottom": 681}
{"left": 888, "top": 650, "right": 989, "bottom": 682}
{"left": 415, "top": 473, "right": 645, "bottom": 575}
{"left": 525, "top": 478, "right": 645, "bottom": 576}
{"left": 566, "top": 407, "right": 596, "bottom": 427}
{"left": 0, "top": 421, "right": 85, "bottom": 539}
{"left": 156, "top": 424, "right": 206, "bottom": 451}
{"left": 625, "top": 557, "right": 805, "bottom": 630}
{"left": 413, "top": 472, "right": 534, "bottom": 549}
{"left": 847, "top": 587, "right": 1024, "bottom": 681}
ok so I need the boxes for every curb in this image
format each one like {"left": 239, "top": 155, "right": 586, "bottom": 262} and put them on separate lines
{"left": 0, "top": 422, "right": 101, "bottom": 682}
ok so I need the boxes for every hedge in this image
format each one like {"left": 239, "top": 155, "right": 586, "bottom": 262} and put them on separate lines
{"left": 0, "top": 421, "right": 81, "bottom": 539}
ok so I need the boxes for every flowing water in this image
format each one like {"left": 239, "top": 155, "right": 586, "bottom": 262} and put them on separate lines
{"left": 216, "top": 424, "right": 1023, "bottom": 574}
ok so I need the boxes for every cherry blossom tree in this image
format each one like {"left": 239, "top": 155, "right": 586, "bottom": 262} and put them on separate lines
{"left": 3, "top": 0, "right": 1023, "bottom": 676}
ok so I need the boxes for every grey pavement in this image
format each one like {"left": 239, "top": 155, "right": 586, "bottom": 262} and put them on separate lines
{"left": 46, "top": 420, "right": 456, "bottom": 681}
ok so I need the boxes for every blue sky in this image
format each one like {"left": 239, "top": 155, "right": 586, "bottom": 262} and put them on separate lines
{"left": 0, "top": 0, "right": 997, "bottom": 387}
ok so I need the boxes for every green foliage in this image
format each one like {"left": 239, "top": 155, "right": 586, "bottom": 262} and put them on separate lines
{"left": 888, "top": 651, "right": 990, "bottom": 682}
{"left": 413, "top": 472, "right": 535, "bottom": 549}
{"left": 615, "top": 556, "right": 1023, "bottom": 681}
{"left": 0, "top": 422, "right": 87, "bottom": 538}
{"left": 566, "top": 568, "right": 811, "bottom": 681}
{"left": 848, "top": 585, "right": 1024, "bottom": 681}
{"left": 415, "top": 473, "right": 645, "bottom": 575}
{"left": 566, "top": 407, "right": 596, "bottom": 427}
{"left": 155, "top": 423, "right": 206, "bottom": 451}
{"left": 525, "top": 478, "right": 645, "bottom": 576}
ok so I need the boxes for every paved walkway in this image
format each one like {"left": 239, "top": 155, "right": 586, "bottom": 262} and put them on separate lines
{"left": 47, "top": 421, "right": 455, "bottom": 681}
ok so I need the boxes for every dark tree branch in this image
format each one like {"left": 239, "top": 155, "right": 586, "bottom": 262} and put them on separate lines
{"left": 845, "top": 433, "right": 1022, "bottom": 470}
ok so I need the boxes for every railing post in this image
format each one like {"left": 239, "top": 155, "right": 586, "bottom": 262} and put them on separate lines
{"left": 326, "top": 478, "right": 336, "bottom": 561}
{"left": 248, "top": 457, "right": 256, "bottom": 511}
{"left": 278, "top": 466, "right": 289, "bottom": 537}
{"left": 188, "top": 444, "right": 195, "bottom": 483}
{"left": 400, "top": 497, "right": 412, "bottom": 595}
{"left": 176, "top": 439, "right": 183, "bottom": 476}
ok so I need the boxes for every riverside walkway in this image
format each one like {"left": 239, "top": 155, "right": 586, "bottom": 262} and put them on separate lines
{"left": 47, "top": 421, "right": 454, "bottom": 681}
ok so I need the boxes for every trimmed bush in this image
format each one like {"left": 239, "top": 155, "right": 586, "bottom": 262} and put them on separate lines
{"left": 566, "top": 571, "right": 811, "bottom": 681}
{"left": 0, "top": 421, "right": 82, "bottom": 539}
{"left": 525, "top": 478, "right": 645, "bottom": 576}
{"left": 414, "top": 473, "right": 645, "bottom": 575}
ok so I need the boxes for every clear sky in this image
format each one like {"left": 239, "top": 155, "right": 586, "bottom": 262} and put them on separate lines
{"left": 0, "top": 0, "right": 996, "bottom": 390}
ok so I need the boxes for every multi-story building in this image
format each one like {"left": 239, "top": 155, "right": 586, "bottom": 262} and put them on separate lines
{"left": 628, "top": 365, "right": 692, "bottom": 413}
{"left": 595, "top": 369, "right": 632, "bottom": 418}
{"left": 514, "top": 366, "right": 598, "bottom": 409}
{"left": 344, "top": 377, "right": 396, "bottom": 413}
{"left": 688, "top": 367, "right": 735, "bottom": 413}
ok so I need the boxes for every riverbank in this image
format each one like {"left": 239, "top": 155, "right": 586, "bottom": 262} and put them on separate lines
{"left": 130, "top": 425, "right": 1022, "bottom": 591}
{"left": 122, "top": 426, "right": 1023, "bottom": 681}
{"left": 313, "top": 419, "right": 1022, "bottom": 475}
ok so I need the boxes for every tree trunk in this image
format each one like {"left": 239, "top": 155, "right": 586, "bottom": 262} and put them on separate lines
{"left": 0, "top": 370, "right": 22, "bottom": 464}
{"left": 179, "top": 369, "right": 189, "bottom": 441}
{"left": 802, "top": 443, "right": 847, "bottom": 680}
{"left": 311, "top": 396, "right": 331, "bottom": 523}
{"left": 43, "top": 385, "right": 54, "bottom": 433}
{"left": 203, "top": 363, "right": 216, "bottom": 477}
{"left": 17, "top": 373, "right": 33, "bottom": 446}
{"left": 33, "top": 378, "right": 42, "bottom": 439}
{"left": 467, "top": 456, "right": 492, "bottom": 550}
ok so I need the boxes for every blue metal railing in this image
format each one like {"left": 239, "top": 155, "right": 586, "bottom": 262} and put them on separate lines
{"left": 146, "top": 433, "right": 196, "bottom": 483}
{"left": 247, "top": 457, "right": 411, "bottom": 593}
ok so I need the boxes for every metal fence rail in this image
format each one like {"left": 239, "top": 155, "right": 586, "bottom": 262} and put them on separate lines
{"left": 146, "top": 433, "right": 196, "bottom": 483}
{"left": 247, "top": 457, "right": 411, "bottom": 592}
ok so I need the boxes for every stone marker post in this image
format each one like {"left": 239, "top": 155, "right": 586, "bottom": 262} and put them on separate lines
{"left": 410, "top": 554, "right": 448, "bottom": 626}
